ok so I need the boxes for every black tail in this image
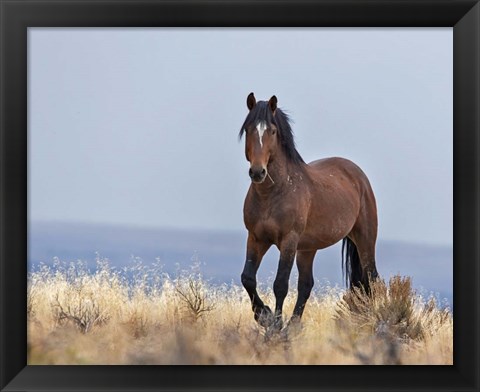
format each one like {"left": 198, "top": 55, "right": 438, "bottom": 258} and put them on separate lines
{"left": 341, "top": 237, "right": 362, "bottom": 289}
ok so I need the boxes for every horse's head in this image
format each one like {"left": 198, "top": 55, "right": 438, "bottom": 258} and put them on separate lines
{"left": 241, "top": 93, "right": 279, "bottom": 184}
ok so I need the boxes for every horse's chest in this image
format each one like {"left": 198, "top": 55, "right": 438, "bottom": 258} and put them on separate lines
{"left": 251, "top": 219, "right": 281, "bottom": 243}
{"left": 245, "top": 201, "right": 302, "bottom": 243}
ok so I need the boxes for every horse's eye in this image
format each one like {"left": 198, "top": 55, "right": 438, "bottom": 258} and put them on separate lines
{"left": 272, "top": 129, "right": 276, "bottom": 135}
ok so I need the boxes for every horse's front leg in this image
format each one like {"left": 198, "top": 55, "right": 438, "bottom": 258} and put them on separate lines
{"left": 291, "top": 250, "right": 316, "bottom": 322}
{"left": 273, "top": 232, "right": 299, "bottom": 330}
{"left": 241, "top": 234, "right": 272, "bottom": 327}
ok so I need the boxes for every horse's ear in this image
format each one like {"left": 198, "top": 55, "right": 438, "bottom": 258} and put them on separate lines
{"left": 268, "top": 95, "right": 277, "bottom": 113}
{"left": 247, "top": 92, "right": 256, "bottom": 110}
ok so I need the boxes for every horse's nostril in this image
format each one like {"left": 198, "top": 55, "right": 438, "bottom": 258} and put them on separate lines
{"left": 249, "top": 167, "right": 266, "bottom": 180}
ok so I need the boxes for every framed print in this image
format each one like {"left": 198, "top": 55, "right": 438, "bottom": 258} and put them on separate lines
{"left": 1, "top": 0, "right": 479, "bottom": 391}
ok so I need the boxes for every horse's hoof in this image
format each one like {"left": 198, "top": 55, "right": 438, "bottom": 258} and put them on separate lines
{"left": 273, "top": 316, "right": 283, "bottom": 331}
{"left": 263, "top": 305, "right": 272, "bottom": 315}
{"left": 286, "top": 317, "right": 303, "bottom": 335}
{"left": 254, "top": 306, "right": 273, "bottom": 328}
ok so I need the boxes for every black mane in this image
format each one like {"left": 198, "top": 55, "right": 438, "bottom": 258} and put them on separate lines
{"left": 239, "top": 101, "right": 305, "bottom": 165}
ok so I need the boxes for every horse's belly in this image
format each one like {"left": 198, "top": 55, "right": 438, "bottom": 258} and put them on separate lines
{"left": 298, "top": 213, "right": 354, "bottom": 250}
{"left": 297, "top": 231, "right": 341, "bottom": 250}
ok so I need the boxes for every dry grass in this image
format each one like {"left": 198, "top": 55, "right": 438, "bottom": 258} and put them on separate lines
{"left": 27, "top": 258, "right": 453, "bottom": 365}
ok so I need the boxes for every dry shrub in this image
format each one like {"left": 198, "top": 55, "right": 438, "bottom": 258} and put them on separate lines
{"left": 48, "top": 260, "right": 121, "bottom": 333}
{"left": 175, "top": 275, "right": 215, "bottom": 323}
{"left": 334, "top": 275, "right": 452, "bottom": 364}
{"left": 52, "top": 292, "right": 108, "bottom": 333}
{"left": 337, "top": 276, "right": 422, "bottom": 341}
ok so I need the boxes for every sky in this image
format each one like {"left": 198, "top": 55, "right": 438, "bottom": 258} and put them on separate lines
{"left": 28, "top": 28, "right": 453, "bottom": 246}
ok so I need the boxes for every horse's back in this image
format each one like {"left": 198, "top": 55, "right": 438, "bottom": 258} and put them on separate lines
{"left": 307, "top": 157, "right": 373, "bottom": 190}
{"left": 308, "top": 156, "right": 362, "bottom": 173}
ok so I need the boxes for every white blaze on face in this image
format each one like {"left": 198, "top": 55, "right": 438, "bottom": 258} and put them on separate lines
{"left": 256, "top": 121, "right": 267, "bottom": 148}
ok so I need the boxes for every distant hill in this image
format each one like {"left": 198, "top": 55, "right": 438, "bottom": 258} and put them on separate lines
{"left": 29, "top": 221, "right": 453, "bottom": 305}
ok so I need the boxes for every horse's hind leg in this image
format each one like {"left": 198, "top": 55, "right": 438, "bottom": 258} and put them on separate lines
{"left": 349, "top": 193, "right": 379, "bottom": 290}
{"left": 241, "top": 234, "right": 272, "bottom": 327}
{"left": 291, "top": 250, "right": 316, "bottom": 322}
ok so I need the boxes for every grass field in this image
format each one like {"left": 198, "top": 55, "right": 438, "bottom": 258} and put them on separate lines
{"left": 27, "top": 258, "right": 452, "bottom": 365}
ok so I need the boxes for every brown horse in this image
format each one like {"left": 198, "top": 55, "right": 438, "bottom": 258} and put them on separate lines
{"left": 239, "top": 93, "right": 379, "bottom": 329}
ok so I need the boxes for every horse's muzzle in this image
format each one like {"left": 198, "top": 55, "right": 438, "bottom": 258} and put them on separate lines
{"left": 249, "top": 167, "right": 267, "bottom": 183}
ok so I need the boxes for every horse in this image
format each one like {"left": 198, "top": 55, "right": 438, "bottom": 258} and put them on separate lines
{"left": 239, "top": 93, "right": 379, "bottom": 329}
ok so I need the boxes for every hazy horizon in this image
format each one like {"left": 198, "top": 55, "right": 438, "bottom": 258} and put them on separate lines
{"left": 28, "top": 220, "right": 453, "bottom": 306}
{"left": 29, "top": 217, "right": 454, "bottom": 249}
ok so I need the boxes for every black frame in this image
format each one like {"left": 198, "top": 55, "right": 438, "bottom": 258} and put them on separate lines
{"left": 1, "top": 1, "right": 478, "bottom": 391}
